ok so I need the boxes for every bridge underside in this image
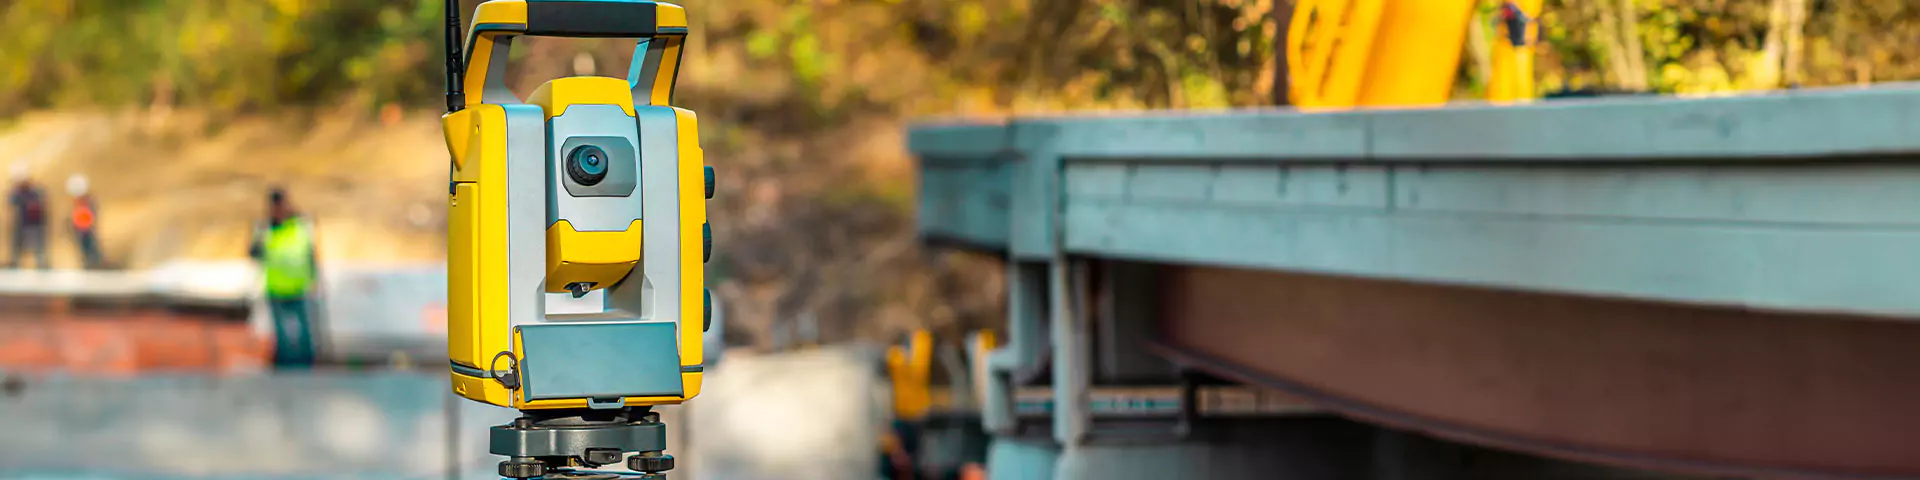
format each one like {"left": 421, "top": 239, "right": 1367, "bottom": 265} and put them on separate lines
{"left": 1155, "top": 265, "right": 1920, "bottom": 479}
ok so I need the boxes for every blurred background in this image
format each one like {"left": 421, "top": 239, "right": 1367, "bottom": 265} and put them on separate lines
{"left": 0, "top": 0, "right": 1915, "bottom": 479}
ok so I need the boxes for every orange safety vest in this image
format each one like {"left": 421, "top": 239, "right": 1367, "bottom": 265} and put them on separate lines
{"left": 72, "top": 199, "right": 94, "bottom": 230}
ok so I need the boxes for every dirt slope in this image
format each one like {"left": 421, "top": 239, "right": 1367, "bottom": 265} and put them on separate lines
{"left": 0, "top": 109, "right": 448, "bottom": 269}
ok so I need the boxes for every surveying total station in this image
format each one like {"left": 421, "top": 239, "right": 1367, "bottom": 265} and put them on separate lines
{"left": 440, "top": 0, "right": 713, "bottom": 478}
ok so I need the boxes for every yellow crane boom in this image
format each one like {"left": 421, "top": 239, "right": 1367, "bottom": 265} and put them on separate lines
{"left": 1288, "top": 0, "right": 1543, "bottom": 109}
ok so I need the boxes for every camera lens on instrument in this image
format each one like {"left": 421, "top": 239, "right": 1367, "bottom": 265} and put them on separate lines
{"left": 567, "top": 145, "right": 609, "bottom": 186}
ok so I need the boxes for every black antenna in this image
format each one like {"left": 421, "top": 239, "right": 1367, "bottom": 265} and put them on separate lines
{"left": 444, "top": 0, "right": 466, "bottom": 113}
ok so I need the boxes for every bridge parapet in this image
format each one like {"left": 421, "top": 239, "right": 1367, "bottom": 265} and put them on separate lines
{"left": 914, "top": 83, "right": 1920, "bottom": 318}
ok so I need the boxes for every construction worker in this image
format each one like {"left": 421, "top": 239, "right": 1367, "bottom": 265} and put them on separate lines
{"left": 7, "top": 165, "right": 48, "bottom": 270}
{"left": 883, "top": 330, "right": 934, "bottom": 480}
{"left": 66, "top": 174, "right": 102, "bottom": 269}
{"left": 249, "top": 187, "right": 320, "bottom": 368}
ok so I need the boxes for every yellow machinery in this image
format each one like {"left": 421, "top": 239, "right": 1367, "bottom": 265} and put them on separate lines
{"left": 883, "top": 329, "right": 997, "bottom": 479}
{"left": 887, "top": 329, "right": 934, "bottom": 422}
{"left": 1288, "top": 0, "right": 1543, "bottom": 109}
{"left": 886, "top": 329, "right": 999, "bottom": 421}
{"left": 439, "top": 1, "right": 712, "bottom": 478}
{"left": 1487, "top": 0, "right": 1543, "bottom": 103}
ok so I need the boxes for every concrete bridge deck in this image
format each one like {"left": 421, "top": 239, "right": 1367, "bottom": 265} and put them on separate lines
{"left": 910, "top": 83, "right": 1920, "bottom": 478}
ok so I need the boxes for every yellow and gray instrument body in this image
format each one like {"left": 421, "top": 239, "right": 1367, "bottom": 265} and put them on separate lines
{"left": 438, "top": 1, "right": 709, "bottom": 476}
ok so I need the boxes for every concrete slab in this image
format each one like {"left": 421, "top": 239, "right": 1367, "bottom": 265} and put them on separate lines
{"left": 680, "top": 347, "right": 886, "bottom": 480}
{"left": 0, "top": 372, "right": 514, "bottom": 479}
{"left": 0, "top": 348, "right": 886, "bottom": 480}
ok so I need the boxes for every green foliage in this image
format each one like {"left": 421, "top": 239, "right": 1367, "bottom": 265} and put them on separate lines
{"left": 0, "top": 0, "right": 1285, "bottom": 116}
{"left": 990, "top": 0, "right": 1275, "bottom": 108}
{"left": 0, "top": 0, "right": 1914, "bottom": 115}
{"left": 0, "top": 0, "right": 454, "bottom": 114}
{"left": 1540, "top": 0, "right": 1917, "bottom": 95}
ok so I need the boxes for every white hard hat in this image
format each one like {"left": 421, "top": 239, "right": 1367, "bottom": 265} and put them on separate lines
{"left": 66, "top": 174, "right": 88, "bottom": 196}
{"left": 9, "top": 164, "right": 26, "bottom": 181}
{"left": 572, "top": 52, "right": 597, "bottom": 76}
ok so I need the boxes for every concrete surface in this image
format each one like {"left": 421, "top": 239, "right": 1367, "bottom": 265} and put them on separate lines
{"left": 680, "top": 347, "right": 887, "bottom": 480}
{"left": 0, "top": 346, "right": 887, "bottom": 480}
{"left": 0, "top": 372, "right": 514, "bottom": 479}
{"left": 306, "top": 263, "right": 448, "bottom": 365}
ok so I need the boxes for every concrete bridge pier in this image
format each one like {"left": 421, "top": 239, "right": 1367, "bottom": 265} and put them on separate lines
{"left": 985, "top": 437, "right": 1058, "bottom": 480}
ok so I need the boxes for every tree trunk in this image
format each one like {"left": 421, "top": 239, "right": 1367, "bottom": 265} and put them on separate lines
{"left": 1593, "top": 1, "right": 1631, "bottom": 90}
{"left": 1465, "top": 9, "right": 1493, "bottom": 93}
{"left": 1594, "top": 0, "right": 1647, "bottom": 91}
{"left": 1616, "top": 0, "right": 1648, "bottom": 90}
{"left": 1757, "top": 0, "right": 1790, "bottom": 88}
{"left": 1756, "top": 0, "right": 1808, "bottom": 89}
{"left": 1782, "top": 0, "right": 1809, "bottom": 87}
{"left": 1271, "top": 0, "right": 1295, "bottom": 106}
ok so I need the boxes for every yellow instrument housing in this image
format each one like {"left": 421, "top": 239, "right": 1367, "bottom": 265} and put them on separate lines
{"left": 442, "top": 0, "right": 708, "bottom": 412}
{"left": 545, "top": 219, "right": 643, "bottom": 294}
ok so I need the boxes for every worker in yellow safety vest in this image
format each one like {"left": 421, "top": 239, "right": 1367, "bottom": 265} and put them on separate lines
{"left": 249, "top": 187, "right": 320, "bottom": 368}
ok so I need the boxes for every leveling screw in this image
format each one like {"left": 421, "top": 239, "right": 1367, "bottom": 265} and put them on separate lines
{"left": 629, "top": 451, "right": 674, "bottom": 473}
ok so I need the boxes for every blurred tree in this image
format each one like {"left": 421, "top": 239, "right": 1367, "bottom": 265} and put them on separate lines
{"left": 4, "top": 0, "right": 1915, "bottom": 114}
{"left": 1536, "top": 0, "right": 1914, "bottom": 95}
